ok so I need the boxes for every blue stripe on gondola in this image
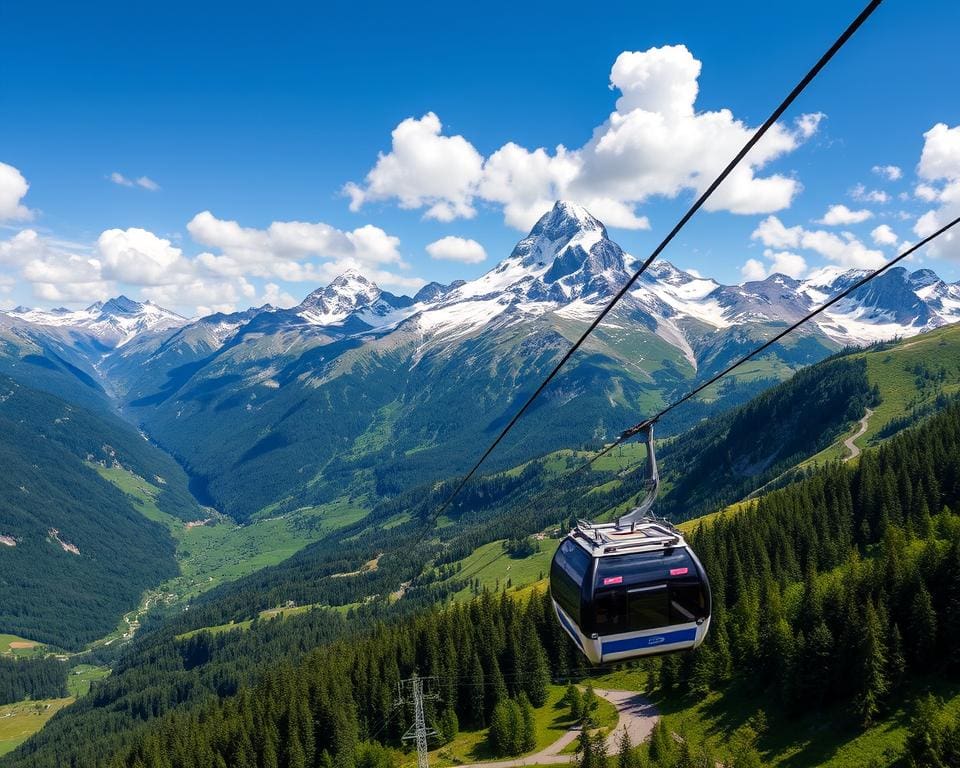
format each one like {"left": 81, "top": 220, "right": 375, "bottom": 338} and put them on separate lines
{"left": 602, "top": 627, "right": 697, "bottom": 654}
{"left": 557, "top": 609, "right": 584, "bottom": 649}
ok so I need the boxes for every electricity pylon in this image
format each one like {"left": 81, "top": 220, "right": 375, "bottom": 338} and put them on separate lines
{"left": 396, "top": 673, "right": 439, "bottom": 768}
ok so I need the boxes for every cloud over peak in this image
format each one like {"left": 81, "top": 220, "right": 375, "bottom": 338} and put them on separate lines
{"left": 346, "top": 45, "right": 822, "bottom": 231}
{"left": 425, "top": 236, "right": 487, "bottom": 264}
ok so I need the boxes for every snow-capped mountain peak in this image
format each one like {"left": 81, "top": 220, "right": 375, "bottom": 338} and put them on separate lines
{"left": 4, "top": 296, "right": 187, "bottom": 348}
{"left": 296, "top": 271, "right": 386, "bottom": 325}
{"left": 100, "top": 295, "right": 145, "bottom": 315}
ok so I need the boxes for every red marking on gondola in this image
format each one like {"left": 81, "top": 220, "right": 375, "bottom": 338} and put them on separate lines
{"left": 670, "top": 567, "right": 689, "bottom": 576}
{"left": 603, "top": 576, "right": 623, "bottom": 585}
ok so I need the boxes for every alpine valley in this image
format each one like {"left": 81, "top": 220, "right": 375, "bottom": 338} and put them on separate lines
{"left": 4, "top": 202, "right": 960, "bottom": 767}
{"left": 2, "top": 202, "right": 958, "bottom": 525}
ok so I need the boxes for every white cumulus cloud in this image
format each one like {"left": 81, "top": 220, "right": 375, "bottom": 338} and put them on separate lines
{"left": 0, "top": 228, "right": 113, "bottom": 302}
{"left": 871, "top": 224, "right": 898, "bottom": 247}
{"left": 739, "top": 249, "right": 807, "bottom": 281}
{"left": 872, "top": 164, "right": 902, "bottom": 181}
{"left": 347, "top": 45, "right": 821, "bottom": 231}
{"left": 425, "top": 236, "right": 487, "bottom": 264}
{"left": 752, "top": 215, "right": 885, "bottom": 269}
{"left": 344, "top": 112, "right": 484, "bottom": 222}
{"left": 187, "top": 211, "right": 421, "bottom": 293}
{"left": 816, "top": 204, "right": 873, "bottom": 226}
{"left": 914, "top": 123, "right": 960, "bottom": 260}
{"left": 740, "top": 258, "right": 767, "bottom": 282}
{"left": 0, "top": 162, "right": 33, "bottom": 221}
{"left": 98, "top": 228, "right": 191, "bottom": 286}
{"left": 260, "top": 282, "right": 299, "bottom": 309}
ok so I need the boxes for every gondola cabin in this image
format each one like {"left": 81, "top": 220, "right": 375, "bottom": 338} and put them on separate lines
{"left": 550, "top": 519, "right": 711, "bottom": 664}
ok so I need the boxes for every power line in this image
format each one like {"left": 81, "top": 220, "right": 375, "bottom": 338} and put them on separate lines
{"left": 396, "top": 674, "right": 439, "bottom": 768}
{"left": 435, "top": 0, "right": 884, "bottom": 518}
{"left": 583, "top": 214, "right": 960, "bottom": 469}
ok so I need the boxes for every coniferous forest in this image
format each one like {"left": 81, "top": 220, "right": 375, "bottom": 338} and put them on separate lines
{"left": 0, "top": 658, "right": 67, "bottom": 705}
{"left": 5, "top": 398, "right": 960, "bottom": 767}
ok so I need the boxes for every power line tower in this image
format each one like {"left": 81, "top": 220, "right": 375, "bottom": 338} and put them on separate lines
{"left": 396, "top": 673, "right": 439, "bottom": 768}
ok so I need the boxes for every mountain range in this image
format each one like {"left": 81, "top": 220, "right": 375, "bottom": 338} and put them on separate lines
{"left": 2, "top": 201, "right": 958, "bottom": 520}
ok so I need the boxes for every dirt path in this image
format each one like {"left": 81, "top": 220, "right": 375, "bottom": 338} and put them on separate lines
{"left": 456, "top": 689, "right": 659, "bottom": 767}
{"left": 843, "top": 408, "right": 874, "bottom": 461}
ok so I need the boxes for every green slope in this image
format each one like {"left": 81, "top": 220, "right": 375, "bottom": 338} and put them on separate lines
{"left": 0, "top": 375, "right": 200, "bottom": 650}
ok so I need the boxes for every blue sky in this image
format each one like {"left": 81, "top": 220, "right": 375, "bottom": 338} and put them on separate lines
{"left": 2, "top": 0, "right": 959, "bottom": 315}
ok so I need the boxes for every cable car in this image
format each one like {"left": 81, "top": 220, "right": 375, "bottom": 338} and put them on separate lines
{"left": 549, "top": 424, "right": 711, "bottom": 663}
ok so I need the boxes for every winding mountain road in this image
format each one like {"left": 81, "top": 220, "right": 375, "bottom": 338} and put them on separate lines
{"left": 456, "top": 689, "right": 659, "bottom": 768}
{"left": 843, "top": 408, "right": 874, "bottom": 461}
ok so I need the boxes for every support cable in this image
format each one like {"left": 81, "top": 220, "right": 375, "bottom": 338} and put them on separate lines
{"left": 434, "top": 0, "right": 884, "bottom": 518}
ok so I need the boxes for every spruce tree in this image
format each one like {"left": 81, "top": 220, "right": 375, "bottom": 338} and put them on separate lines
{"left": 522, "top": 619, "right": 551, "bottom": 707}
{"left": 907, "top": 584, "right": 938, "bottom": 672}
{"left": 616, "top": 727, "right": 635, "bottom": 768}
{"left": 577, "top": 725, "right": 597, "bottom": 768}
{"left": 469, "top": 652, "right": 486, "bottom": 727}
{"left": 581, "top": 685, "right": 599, "bottom": 727}
{"left": 854, "top": 602, "right": 888, "bottom": 727}
{"left": 519, "top": 693, "right": 536, "bottom": 752}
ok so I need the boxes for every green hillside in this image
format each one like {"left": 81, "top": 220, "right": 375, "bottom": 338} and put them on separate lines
{"left": 7, "top": 396, "right": 960, "bottom": 768}
{"left": 0, "top": 375, "right": 200, "bottom": 649}
{"left": 116, "top": 301, "right": 825, "bottom": 523}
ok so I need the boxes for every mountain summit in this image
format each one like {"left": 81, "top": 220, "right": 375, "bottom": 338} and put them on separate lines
{"left": 296, "top": 270, "right": 383, "bottom": 325}
{"left": 5, "top": 295, "right": 187, "bottom": 347}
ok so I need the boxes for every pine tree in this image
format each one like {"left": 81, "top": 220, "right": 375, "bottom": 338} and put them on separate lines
{"left": 521, "top": 619, "right": 551, "bottom": 707}
{"left": 729, "top": 724, "right": 763, "bottom": 768}
{"left": 469, "top": 652, "right": 486, "bottom": 727}
{"left": 854, "top": 602, "right": 888, "bottom": 727}
{"left": 616, "top": 727, "right": 636, "bottom": 768}
{"left": 485, "top": 656, "right": 509, "bottom": 718}
{"left": 577, "top": 725, "right": 597, "bottom": 768}
{"left": 581, "top": 685, "right": 599, "bottom": 727}
{"left": 592, "top": 730, "right": 609, "bottom": 768}
{"left": 648, "top": 720, "right": 675, "bottom": 767}
{"left": 943, "top": 540, "right": 960, "bottom": 672}
{"left": 519, "top": 693, "right": 536, "bottom": 752}
{"left": 908, "top": 583, "right": 938, "bottom": 672}
{"left": 565, "top": 682, "right": 583, "bottom": 722}
{"left": 489, "top": 699, "right": 524, "bottom": 757}
{"left": 887, "top": 622, "right": 907, "bottom": 694}
{"left": 905, "top": 694, "right": 948, "bottom": 768}
{"left": 438, "top": 708, "right": 459, "bottom": 744}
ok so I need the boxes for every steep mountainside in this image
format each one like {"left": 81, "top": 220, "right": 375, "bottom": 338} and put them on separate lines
{"left": 3, "top": 202, "right": 958, "bottom": 523}
{"left": 8, "top": 383, "right": 960, "bottom": 768}
{"left": 0, "top": 375, "right": 200, "bottom": 649}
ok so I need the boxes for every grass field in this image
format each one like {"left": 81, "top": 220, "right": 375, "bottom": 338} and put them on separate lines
{"left": 0, "top": 698, "right": 73, "bottom": 757}
{"left": 0, "top": 634, "right": 46, "bottom": 659}
{"left": 96, "top": 464, "right": 368, "bottom": 601}
{"left": 789, "top": 326, "right": 960, "bottom": 469}
{"left": 67, "top": 665, "right": 110, "bottom": 698}
{"left": 439, "top": 539, "right": 559, "bottom": 603}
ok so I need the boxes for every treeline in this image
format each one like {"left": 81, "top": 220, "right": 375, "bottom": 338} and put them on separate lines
{"left": 654, "top": 397, "right": 960, "bottom": 726}
{"left": 0, "top": 658, "right": 67, "bottom": 705}
{"left": 7, "top": 358, "right": 960, "bottom": 766}
{"left": 111, "top": 589, "right": 570, "bottom": 768}
{"left": 4, "top": 609, "right": 352, "bottom": 767}
{"left": 154, "top": 353, "right": 881, "bottom": 639}
{"left": 10, "top": 399, "right": 958, "bottom": 768}
{"left": 658, "top": 356, "right": 879, "bottom": 519}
